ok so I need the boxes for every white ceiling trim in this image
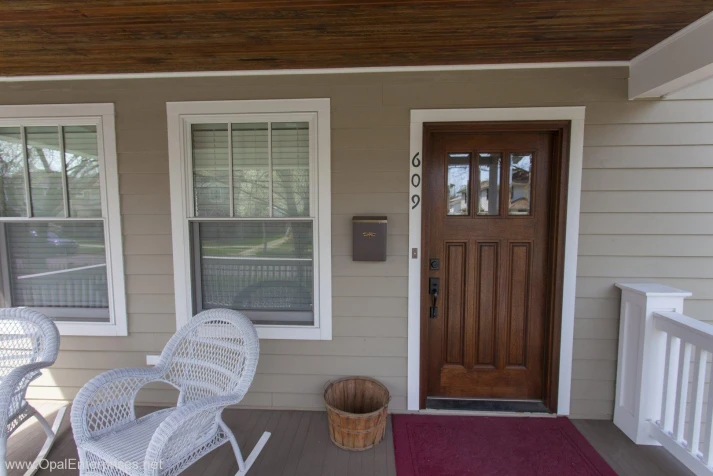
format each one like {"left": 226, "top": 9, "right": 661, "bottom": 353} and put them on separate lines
{"left": 0, "top": 61, "right": 628, "bottom": 82}
{"left": 629, "top": 10, "right": 713, "bottom": 99}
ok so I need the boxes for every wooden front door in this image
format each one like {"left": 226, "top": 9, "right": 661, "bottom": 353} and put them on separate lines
{"left": 421, "top": 122, "right": 568, "bottom": 407}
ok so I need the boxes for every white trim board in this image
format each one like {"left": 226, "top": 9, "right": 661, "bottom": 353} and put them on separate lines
{"left": 407, "top": 106, "right": 585, "bottom": 414}
{"left": 629, "top": 11, "right": 713, "bottom": 99}
{"left": 0, "top": 61, "right": 628, "bottom": 82}
{"left": 632, "top": 11, "right": 713, "bottom": 64}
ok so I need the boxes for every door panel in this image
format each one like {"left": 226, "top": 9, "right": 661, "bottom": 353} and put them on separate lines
{"left": 507, "top": 241, "right": 531, "bottom": 367}
{"left": 475, "top": 241, "right": 497, "bottom": 367}
{"left": 444, "top": 242, "right": 466, "bottom": 365}
{"left": 423, "top": 127, "right": 555, "bottom": 402}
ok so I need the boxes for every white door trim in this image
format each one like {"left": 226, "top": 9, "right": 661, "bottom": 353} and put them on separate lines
{"left": 407, "top": 106, "right": 586, "bottom": 414}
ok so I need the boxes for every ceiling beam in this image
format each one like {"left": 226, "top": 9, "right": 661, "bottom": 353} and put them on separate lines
{"left": 665, "top": 76, "right": 713, "bottom": 100}
{"left": 629, "top": 11, "right": 713, "bottom": 99}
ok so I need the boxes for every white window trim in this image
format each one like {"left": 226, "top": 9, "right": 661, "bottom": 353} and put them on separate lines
{"left": 0, "top": 103, "right": 127, "bottom": 336}
{"left": 166, "top": 99, "right": 332, "bottom": 340}
{"left": 407, "top": 106, "right": 585, "bottom": 414}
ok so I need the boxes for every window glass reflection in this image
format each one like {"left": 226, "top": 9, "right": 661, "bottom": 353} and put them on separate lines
{"left": 447, "top": 153, "right": 470, "bottom": 216}
{"left": 509, "top": 153, "right": 532, "bottom": 215}
{"left": 477, "top": 153, "right": 501, "bottom": 216}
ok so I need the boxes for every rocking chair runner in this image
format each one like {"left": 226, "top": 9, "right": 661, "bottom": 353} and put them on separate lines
{"left": 71, "top": 309, "right": 270, "bottom": 476}
{"left": 0, "top": 308, "right": 65, "bottom": 476}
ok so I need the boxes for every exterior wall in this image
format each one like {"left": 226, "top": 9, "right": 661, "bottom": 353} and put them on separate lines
{"left": 2, "top": 66, "right": 712, "bottom": 418}
{"left": 574, "top": 86, "right": 713, "bottom": 418}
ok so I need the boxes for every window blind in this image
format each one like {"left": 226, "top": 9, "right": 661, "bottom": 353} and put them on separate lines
{"left": 27, "top": 126, "right": 64, "bottom": 217}
{"left": 272, "top": 122, "right": 309, "bottom": 217}
{"left": 65, "top": 125, "right": 101, "bottom": 218}
{"left": 0, "top": 124, "right": 108, "bottom": 320}
{"left": 0, "top": 125, "right": 102, "bottom": 218}
{"left": 0, "top": 127, "right": 26, "bottom": 217}
{"left": 192, "top": 123, "right": 230, "bottom": 217}
{"left": 5, "top": 222, "right": 109, "bottom": 312}
{"left": 196, "top": 221, "right": 314, "bottom": 324}
{"left": 191, "top": 121, "right": 310, "bottom": 218}
{"left": 233, "top": 123, "right": 269, "bottom": 217}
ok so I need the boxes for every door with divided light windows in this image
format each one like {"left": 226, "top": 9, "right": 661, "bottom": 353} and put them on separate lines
{"left": 421, "top": 122, "right": 571, "bottom": 411}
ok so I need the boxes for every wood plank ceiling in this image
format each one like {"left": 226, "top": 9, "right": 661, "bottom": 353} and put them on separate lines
{"left": 1, "top": 0, "right": 712, "bottom": 76}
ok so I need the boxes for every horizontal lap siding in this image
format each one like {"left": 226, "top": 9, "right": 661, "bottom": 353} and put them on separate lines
{"left": 4, "top": 66, "right": 709, "bottom": 418}
{"left": 1, "top": 73, "right": 416, "bottom": 412}
{"left": 573, "top": 94, "right": 713, "bottom": 419}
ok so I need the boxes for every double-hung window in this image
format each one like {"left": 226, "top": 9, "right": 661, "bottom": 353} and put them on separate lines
{"left": 0, "top": 104, "right": 127, "bottom": 336}
{"left": 167, "top": 99, "right": 332, "bottom": 340}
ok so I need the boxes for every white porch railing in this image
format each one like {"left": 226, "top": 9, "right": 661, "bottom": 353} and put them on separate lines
{"left": 615, "top": 283, "right": 713, "bottom": 476}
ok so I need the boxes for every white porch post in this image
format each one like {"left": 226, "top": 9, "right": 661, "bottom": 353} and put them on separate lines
{"left": 614, "top": 283, "right": 691, "bottom": 445}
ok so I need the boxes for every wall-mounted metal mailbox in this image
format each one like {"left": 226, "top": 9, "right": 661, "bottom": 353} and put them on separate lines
{"left": 352, "top": 216, "right": 387, "bottom": 261}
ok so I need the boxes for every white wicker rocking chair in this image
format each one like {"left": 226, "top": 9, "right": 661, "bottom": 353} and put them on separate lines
{"left": 71, "top": 309, "right": 269, "bottom": 476}
{"left": 0, "top": 308, "right": 65, "bottom": 476}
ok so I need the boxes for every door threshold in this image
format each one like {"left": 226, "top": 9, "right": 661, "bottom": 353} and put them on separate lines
{"left": 425, "top": 397, "right": 550, "bottom": 414}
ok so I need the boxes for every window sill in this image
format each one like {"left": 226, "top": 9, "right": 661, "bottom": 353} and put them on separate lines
{"left": 55, "top": 320, "right": 127, "bottom": 336}
{"left": 146, "top": 324, "right": 330, "bottom": 346}
{"left": 256, "top": 325, "right": 331, "bottom": 340}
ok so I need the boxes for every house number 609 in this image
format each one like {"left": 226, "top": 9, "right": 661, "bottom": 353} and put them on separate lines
{"left": 411, "top": 152, "right": 421, "bottom": 209}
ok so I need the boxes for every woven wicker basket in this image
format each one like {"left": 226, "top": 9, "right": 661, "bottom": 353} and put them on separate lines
{"left": 324, "top": 376, "right": 390, "bottom": 451}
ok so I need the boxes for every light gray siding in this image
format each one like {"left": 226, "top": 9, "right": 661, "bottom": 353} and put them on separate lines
{"left": 2, "top": 66, "right": 712, "bottom": 418}
{"left": 573, "top": 92, "right": 713, "bottom": 418}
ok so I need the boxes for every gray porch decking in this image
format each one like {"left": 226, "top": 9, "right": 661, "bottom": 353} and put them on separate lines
{"left": 7, "top": 405, "right": 692, "bottom": 476}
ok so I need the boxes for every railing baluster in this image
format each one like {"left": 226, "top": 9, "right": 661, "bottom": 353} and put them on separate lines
{"left": 686, "top": 348, "right": 706, "bottom": 456}
{"left": 614, "top": 287, "right": 713, "bottom": 473}
{"left": 674, "top": 342, "right": 692, "bottom": 442}
{"left": 705, "top": 353, "right": 713, "bottom": 466}
{"left": 662, "top": 334, "right": 680, "bottom": 432}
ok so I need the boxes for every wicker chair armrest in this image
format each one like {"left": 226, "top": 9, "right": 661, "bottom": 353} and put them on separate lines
{"left": 71, "top": 367, "right": 165, "bottom": 443}
{"left": 143, "top": 395, "right": 239, "bottom": 474}
{"left": 0, "top": 361, "right": 52, "bottom": 436}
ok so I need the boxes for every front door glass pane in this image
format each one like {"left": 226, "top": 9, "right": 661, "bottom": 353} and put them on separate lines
{"left": 447, "top": 153, "right": 470, "bottom": 216}
{"left": 477, "top": 153, "right": 501, "bottom": 216}
{"left": 509, "top": 153, "right": 532, "bottom": 215}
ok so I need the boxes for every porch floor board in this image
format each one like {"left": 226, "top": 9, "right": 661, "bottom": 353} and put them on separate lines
{"left": 6, "top": 405, "right": 397, "bottom": 476}
{"left": 6, "top": 404, "right": 692, "bottom": 475}
{"left": 572, "top": 419, "right": 694, "bottom": 476}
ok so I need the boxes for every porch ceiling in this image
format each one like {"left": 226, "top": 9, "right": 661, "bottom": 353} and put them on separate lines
{"left": 1, "top": 1, "right": 712, "bottom": 77}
